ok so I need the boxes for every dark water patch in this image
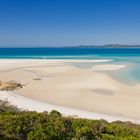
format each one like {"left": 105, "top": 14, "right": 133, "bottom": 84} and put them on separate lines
{"left": 66, "top": 62, "right": 96, "bottom": 69}
{"left": 92, "top": 89, "right": 115, "bottom": 96}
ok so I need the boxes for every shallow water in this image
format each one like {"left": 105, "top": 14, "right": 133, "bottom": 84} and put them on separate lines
{"left": 67, "top": 57, "right": 140, "bottom": 85}
{"left": 0, "top": 47, "right": 140, "bottom": 84}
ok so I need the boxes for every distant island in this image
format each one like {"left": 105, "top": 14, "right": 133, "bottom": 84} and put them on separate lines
{"left": 1, "top": 44, "right": 140, "bottom": 48}
{"left": 61, "top": 44, "right": 140, "bottom": 48}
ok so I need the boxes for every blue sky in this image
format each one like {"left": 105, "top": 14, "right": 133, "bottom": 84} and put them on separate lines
{"left": 0, "top": 0, "right": 140, "bottom": 46}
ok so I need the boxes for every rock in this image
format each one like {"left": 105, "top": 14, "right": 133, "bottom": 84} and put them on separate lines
{"left": 33, "top": 77, "right": 42, "bottom": 81}
{"left": 0, "top": 81, "right": 23, "bottom": 91}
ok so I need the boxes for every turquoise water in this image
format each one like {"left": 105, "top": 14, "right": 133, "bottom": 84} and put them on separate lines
{"left": 0, "top": 47, "right": 140, "bottom": 84}
{"left": 66, "top": 56, "right": 140, "bottom": 85}
{"left": 100, "top": 56, "right": 140, "bottom": 85}
{"left": 0, "top": 47, "right": 140, "bottom": 59}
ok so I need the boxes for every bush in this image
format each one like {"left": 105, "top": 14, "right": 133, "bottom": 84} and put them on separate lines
{"left": 0, "top": 100, "right": 19, "bottom": 114}
{"left": 0, "top": 100, "right": 140, "bottom": 140}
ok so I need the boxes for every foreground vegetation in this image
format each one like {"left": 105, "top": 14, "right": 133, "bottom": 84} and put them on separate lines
{"left": 0, "top": 100, "right": 140, "bottom": 140}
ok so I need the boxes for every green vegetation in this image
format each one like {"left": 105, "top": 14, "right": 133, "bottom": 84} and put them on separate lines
{"left": 0, "top": 100, "right": 140, "bottom": 140}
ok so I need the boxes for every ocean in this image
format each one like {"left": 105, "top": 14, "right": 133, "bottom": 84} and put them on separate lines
{"left": 0, "top": 47, "right": 140, "bottom": 84}
{"left": 0, "top": 47, "right": 140, "bottom": 59}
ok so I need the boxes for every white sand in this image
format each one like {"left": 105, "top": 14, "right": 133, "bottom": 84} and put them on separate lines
{"left": 51, "top": 59, "right": 112, "bottom": 63}
{"left": 0, "top": 59, "right": 140, "bottom": 124}
{"left": 92, "top": 64, "right": 125, "bottom": 71}
{"left": 0, "top": 59, "right": 112, "bottom": 65}
{"left": 1, "top": 91, "right": 140, "bottom": 124}
{"left": 0, "top": 59, "right": 112, "bottom": 69}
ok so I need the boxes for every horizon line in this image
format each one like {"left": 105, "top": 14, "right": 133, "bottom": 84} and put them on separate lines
{"left": 0, "top": 44, "right": 140, "bottom": 48}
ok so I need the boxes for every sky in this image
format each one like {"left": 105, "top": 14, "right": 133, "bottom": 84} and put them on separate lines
{"left": 0, "top": 0, "right": 140, "bottom": 47}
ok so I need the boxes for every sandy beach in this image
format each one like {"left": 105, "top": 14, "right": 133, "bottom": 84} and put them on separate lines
{"left": 0, "top": 59, "right": 140, "bottom": 123}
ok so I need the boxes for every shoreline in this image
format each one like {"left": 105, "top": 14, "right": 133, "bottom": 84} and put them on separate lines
{"left": 0, "top": 59, "right": 140, "bottom": 124}
{"left": 1, "top": 91, "right": 140, "bottom": 124}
